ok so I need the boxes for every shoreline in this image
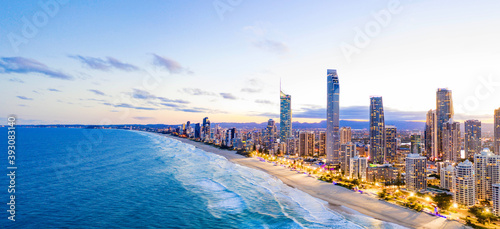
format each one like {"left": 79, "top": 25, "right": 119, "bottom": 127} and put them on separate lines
{"left": 159, "top": 133, "right": 466, "bottom": 229}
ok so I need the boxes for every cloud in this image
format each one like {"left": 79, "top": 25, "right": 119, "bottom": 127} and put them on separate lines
{"left": 293, "top": 105, "right": 427, "bottom": 121}
{"left": 129, "top": 89, "right": 189, "bottom": 104}
{"left": 161, "top": 103, "right": 182, "bottom": 108}
{"left": 9, "top": 78, "right": 24, "bottom": 83}
{"left": 88, "top": 89, "right": 106, "bottom": 96}
{"left": 133, "top": 116, "right": 155, "bottom": 120}
{"left": 158, "top": 97, "right": 189, "bottom": 104}
{"left": 17, "top": 96, "right": 33, "bottom": 100}
{"left": 253, "top": 39, "right": 289, "bottom": 55}
{"left": 220, "top": 93, "right": 237, "bottom": 100}
{"left": 182, "top": 88, "right": 216, "bottom": 96}
{"left": 48, "top": 88, "right": 61, "bottom": 92}
{"left": 103, "top": 102, "right": 157, "bottom": 111}
{"left": 242, "top": 88, "right": 262, "bottom": 93}
{"left": 70, "top": 55, "right": 139, "bottom": 71}
{"left": 0, "top": 57, "right": 73, "bottom": 80}
{"left": 152, "top": 54, "right": 192, "bottom": 74}
{"left": 255, "top": 99, "right": 273, "bottom": 104}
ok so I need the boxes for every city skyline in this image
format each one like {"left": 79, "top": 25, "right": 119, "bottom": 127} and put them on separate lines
{"left": 1, "top": 1, "right": 500, "bottom": 125}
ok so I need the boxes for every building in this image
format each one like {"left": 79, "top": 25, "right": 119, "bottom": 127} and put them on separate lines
{"left": 410, "top": 134, "right": 423, "bottom": 155}
{"left": 495, "top": 108, "right": 500, "bottom": 154}
{"left": 440, "top": 165, "right": 454, "bottom": 190}
{"left": 349, "top": 156, "right": 368, "bottom": 180}
{"left": 340, "top": 127, "right": 352, "bottom": 145}
{"left": 299, "top": 132, "right": 315, "bottom": 157}
{"left": 319, "top": 132, "right": 326, "bottom": 156}
{"left": 286, "top": 137, "right": 297, "bottom": 155}
{"left": 370, "top": 96, "right": 385, "bottom": 164}
{"left": 265, "top": 119, "right": 277, "bottom": 149}
{"left": 280, "top": 90, "right": 292, "bottom": 143}
{"left": 326, "top": 69, "right": 340, "bottom": 163}
{"left": 340, "top": 143, "right": 357, "bottom": 176}
{"left": 385, "top": 126, "right": 397, "bottom": 164}
{"left": 366, "top": 164, "right": 400, "bottom": 184}
{"left": 202, "top": 117, "right": 211, "bottom": 142}
{"left": 465, "top": 120, "right": 481, "bottom": 160}
{"left": 436, "top": 88, "right": 453, "bottom": 159}
{"left": 493, "top": 184, "right": 500, "bottom": 216}
{"left": 405, "top": 153, "right": 427, "bottom": 192}
{"left": 425, "top": 109, "right": 438, "bottom": 160}
{"left": 474, "top": 149, "right": 500, "bottom": 201}
{"left": 454, "top": 160, "right": 475, "bottom": 207}
{"left": 442, "top": 120, "right": 461, "bottom": 163}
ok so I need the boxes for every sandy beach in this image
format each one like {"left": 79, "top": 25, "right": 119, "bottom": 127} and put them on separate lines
{"left": 164, "top": 134, "right": 467, "bottom": 229}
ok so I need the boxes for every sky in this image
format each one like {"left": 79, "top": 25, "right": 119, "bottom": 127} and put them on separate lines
{"left": 1, "top": 0, "right": 499, "bottom": 125}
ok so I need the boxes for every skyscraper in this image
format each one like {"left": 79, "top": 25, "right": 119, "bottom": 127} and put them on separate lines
{"left": 349, "top": 156, "right": 368, "bottom": 181}
{"left": 465, "top": 120, "right": 481, "bottom": 160}
{"left": 405, "top": 153, "right": 427, "bottom": 192}
{"left": 319, "top": 132, "right": 326, "bottom": 156}
{"left": 340, "top": 127, "right": 352, "bottom": 145}
{"left": 440, "top": 165, "right": 454, "bottom": 190}
{"left": 326, "top": 69, "right": 340, "bottom": 163}
{"left": 425, "top": 109, "right": 438, "bottom": 160}
{"left": 280, "top": 90, "right": 292, "bottom": 143}
{"left": 410, "top": 134, "right": 422, "bottom": 155}
{"left": 474, "top": 149, "right": 500, "bottom": 201}
{"left": 493, "top": 184, "right": 500, "bottom": 216}
{"left": 299, "top": 132, "right": 315, "bottom": 157}
{"left": 340, "top": 143, "right": 357, "bottom": 176}
{"left": 454, "top": 160, "right": 475, "bottom": 207}
{"left": 443, "top": 120, "right": 461, "bottom": 163}
{"left": 370, "top": 96, "right": 385, "bottom": 164}
{"left": 385, "top": 126, "right": 397, "bottom": 164}
{"left": 495, "top": 108, "right": 500, "bottom": 154}
{"left": 265, "top": 119, "right": 277, "bottom": 149}
{"left": 202, "top": 117, "right": 211, "bottom": 142}
{"left": 436, "top": 88, "right": 453, "bottom": 158}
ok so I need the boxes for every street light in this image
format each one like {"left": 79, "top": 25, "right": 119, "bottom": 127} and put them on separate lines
{"left": 452, "top": 203, "right": 458, "bottom": 208}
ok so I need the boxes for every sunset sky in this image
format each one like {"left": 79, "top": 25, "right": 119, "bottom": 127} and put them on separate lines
{"left": 1, "top": 0, "right": 499, "bottom": 125}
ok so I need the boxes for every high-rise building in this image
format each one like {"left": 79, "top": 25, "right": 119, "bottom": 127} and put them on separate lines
{"left": 280, "top": 90, "right": 292, "bottom": 143}
{"left": 319, "top": 132, "right": 326, "bottom": 156}
{"left": 440, "top": 165, "right": 454, "bottom": 190}
{"left": 286, "top": 137, "right": 297, "bottom": 155}
{"left": 266, "top": 119, "right": 277, "bottom": 149}
{"left": 474, "top": 149, "right": 500, "bottom": 201}
{"left": 370, "top": 96, "right": 385, "bottom": 164}
{"left": 443, "top": 120, "right": 461, "bottom": 163}
{"left": 349, "top": 156, "right": 368, "bottom": 181}
{"left": 495, "top": 108, "right": 500, "bottom": 154}
{"left": 202, "top": 117, "right": 211, "bottom": 142}
{"left": 405, "top": 153, "right": 427, "bottom": 192}
{"left": 425, "top": 109, "right": 438, "bottom": 160}
{"left": 340, "top": 143, "right": 357, "bottom": 176}
{"left": 299, "top": 132, "right": 315, "bottom": 157}
{"left": 465, "top": 120, "right": 481, "bottom": 160}
{"left": 454, "top": 160, "right": 475, "bottom": 207}
{"left": 493, "top": 184, "right": 500, "bottom": 216}
{"left": 326, "top": 69, "right": 340, "bottom": 163}
{"left": 436, "top": 88, "right": 453, "bottom": 159}
{"left": 340, "top": 127, "right": 352, "bottom": 145}
{"left": 385, "top": 126, "right": 397, "bottom": 163}
{"left": 410, "top": 134, "right": 422, "bottom": 155}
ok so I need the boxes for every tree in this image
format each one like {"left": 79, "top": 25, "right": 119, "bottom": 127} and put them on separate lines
{"left": 432, "top": 193, "right": 452, "bottom": 211}
{"left": 378, "top": 189, "right": 387, "bottom": 198}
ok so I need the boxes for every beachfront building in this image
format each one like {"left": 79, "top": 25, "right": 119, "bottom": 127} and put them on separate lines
{"left": 405, "top": 153, "right": 427, "bottom": 192}
{"left": 319, "top": 132, "right": 326, "bottom": 156}
{"left": 366, "top": 164, "right": 400, "bottom": 184}
{"left": 385, "top": 126, "right": 397, "bottom": 164}
{"left": 340, "top": 127, "right": 351, "bottom": 145}
{"left": 436, "top": 88, "right": 453, "bottom": 159}
{"left": 474, "top": 149, "right": 500, "bottom": 201}
{"left": 280, "top": 90, "right": 292, "bottom": 143}
{"left": 287, "top": 137, "right": 298, "bottom": 155}
{"left": 349, "top": 156, "right": 368, "bottom": 181}
{"left": 440, "top": 165, "right": 455, "bottom": 190}
{"left": 443, "top": 120, "right": 461, "bottom": 163}
{"left": 465, "top": 120, "right": 481, "bottom": 160}
{"left": 454, "top": 160, "right": 475, "bottom": 207}
{"left": 299, "top": 132, "right": 315, "bottom": 157}
{"left": 326, "top": 69, "right": 340, "bottom": 163}
{"left": 493, "top": 184, "right": 500, "bottom": 216}
{"left": 425, "top": 109, "right": 438, "bottom": 160}
{"left": 370, "top": 96, "right": 385, "bottom": 164}
{"left": 340, "top": 143, "right": 357, "bottom": 176}
{"left": 495, "top": 108, "right": 500, "bottom": 154}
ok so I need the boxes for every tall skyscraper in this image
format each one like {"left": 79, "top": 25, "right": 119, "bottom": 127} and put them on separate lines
{"left": 202, "top": 117, "right": 211, "bottom": 142}
{"left": 405, "top": 153, "right": 427, "bottom": 192}
{"left": 370, "top": 96, "right": 385, "bottom": 164}
{"left": 495, "top": 108, "right": 500, "bottom": 154}
{"left": 299, "top": 132, "right": 315, "bottom": 157}
{"left": 340, "top": 127, "right": 352, "bottom": 145}
{"left": 454, "top": 160, "right": 475, "bottom": 207}
{"left": 280, "top": 90, "right": 292, "bottom": 143}
{"left": 465, "top": 120, "right": 481, "bottom": 160}
{"left": 425, "top": 109, "right": 438, "bottom": 160}
{"left": 443, "top": 120, "right": 461, "bottom": 163}
{"left": 436, "top": 88, "right": 453, "bottom": 158}
{"left": 326, "top": 69, "right": 340, "bottom": 163}
{"left": 265, "top": 119, "right": 277, "bottom": 149}
{"left": 385, "top": 126, "right": 397, "bottom": 163}
{"left": 474, "top": 149, "right": 500, "bottom": 201}
{"left": 410, "top": 134, "right": 422, "bottom": 155}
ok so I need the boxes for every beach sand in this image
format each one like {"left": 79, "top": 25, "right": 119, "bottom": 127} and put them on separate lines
{"left": 163, "top": 134, "right": 467, "bottom": 229}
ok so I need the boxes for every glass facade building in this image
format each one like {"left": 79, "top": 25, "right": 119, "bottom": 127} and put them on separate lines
{"left": 279, "top": 91, "right": 292, "bottom": 143}
{"left": 436, "top": 88, "right": 453, "bottom": 158}
{"left": 326, "top": 69, "right": 340, "bottom": 163}
{"left": 370, "top": 96, "right": 385, "bottom": 164}
{"left": 465, "top": 120, "right": 481, "bottom": 160}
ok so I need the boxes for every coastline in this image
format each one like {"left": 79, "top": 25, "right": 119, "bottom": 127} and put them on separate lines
{"left": 160, "top": 133, "right": 467, "bottom": 229}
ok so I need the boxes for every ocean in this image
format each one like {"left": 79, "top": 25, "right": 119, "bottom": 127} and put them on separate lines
{"left": 0, "top": 128, "right": 402, "bottom": 228}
